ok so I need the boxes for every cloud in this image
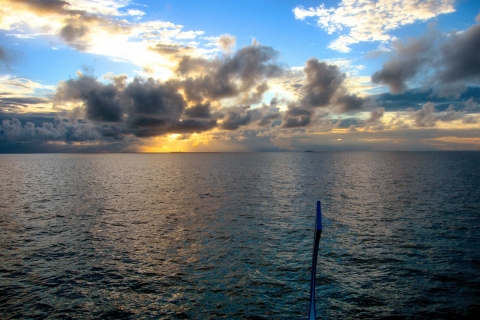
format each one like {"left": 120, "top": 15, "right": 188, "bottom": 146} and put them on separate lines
{"left": 301, "top": 58, "right": 367, "bottom": 112}
{"left": 372, "top": 22, "right": 480, "bottom": 95}
{"left": 364, "top": 107, "right": 386, "bottom": 130}
{"left": 0, "top": 0, "right": 213, "bottom": 76}
{"left": 1, "top": 97, "right": 50, "bottom": 109}
{"left": 293, "top": 0, "right": 455, "bottom": 52}
{"left": 0, "top": 75, "right": 55, "bottom": 114}
{"left": 0, "top": 45, "right": 21, "bottom": 70}
{"left": 54, "top": 73, "right": 219, "bottom": 137}
{"left": 0, "top": 75, "right": 53, "bottom": 94}
{"left": 218, "top": 98, "right": 282, "bottom": 130}
{"left": 0, "top": 117, "right": 101, "bottom": 142}
{"left": 55, "top": 73, "right": 123, "bottom": 122}
{"left": 281, "top": 58, "right": 370, "bottom": 128}
{"left": 373, "top": 87, "right": 480, "bottom": 112}
{"left": 220, "top": 105, "right": 252, "bottom": 130}
{"left": 281, "top": 104, "right": 313, "bottom": 128}
{"left": 174, "top": 44, "right": 283, "bottom": 103}
{"left": 183, "top": 102, "right": 212, "bottom": 119}
{"left": 371, "top": 35, "right": 434, "bottom": 93}
{"left": 49, "top": 48, "right": 368, "bottom": 138}
{"left": 409, "top": 102, "right": 461, "bottom": 127}
{"left": 148, "top": 43, "right": 196, "bottom": 58}
{"left": 2, "top": 42, "right": 375, "bottom": 148}
{"left": 218, "top": 34, "right": 236, "bottom": 53}
{"left": 0, "top": 46, "right": 11, "bottom": 68}
{"left": 437, "top": 24, "right": 480, "bottom": 85}
{"left": 300, "top": 59, "right": 345, "bottom": 108}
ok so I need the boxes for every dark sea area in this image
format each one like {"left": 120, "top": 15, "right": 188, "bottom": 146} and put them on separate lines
{"left": 0, "top": 152, "right": 479, "bottom": 319}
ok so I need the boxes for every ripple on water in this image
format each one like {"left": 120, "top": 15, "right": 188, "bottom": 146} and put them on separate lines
{"left": 0, "top": 152, "right": 479, "bottom": 318}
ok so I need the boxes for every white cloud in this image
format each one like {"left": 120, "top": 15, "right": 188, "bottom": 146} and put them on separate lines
{"left": 0, "top": 0, "right": 219, "bottom": 78}
{"left": 0, "top": 76, "right": 56, "bottom": 112}
{"left": 294, "top": 0, "right": 455, "bottom": 52}
{"left": 0, "top": 75, "right": 54, "bottom": 96}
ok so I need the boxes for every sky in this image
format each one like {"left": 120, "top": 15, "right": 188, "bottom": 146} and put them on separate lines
{"left": 0, "top": 0, "right": 479, "bottom": 153}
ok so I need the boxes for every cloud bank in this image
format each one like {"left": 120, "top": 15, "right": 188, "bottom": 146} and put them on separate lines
{"left": 1, "top": 41, "right": 374, "bottom": 149}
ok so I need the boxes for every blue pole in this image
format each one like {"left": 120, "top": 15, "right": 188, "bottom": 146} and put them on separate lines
{"left": 308, "top": 201, "right": 322, "bottom": 320}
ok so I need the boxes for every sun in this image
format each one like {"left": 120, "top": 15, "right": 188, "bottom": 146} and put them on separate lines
{"left": 136, "top": 133, "right": 211, "bottom": 152}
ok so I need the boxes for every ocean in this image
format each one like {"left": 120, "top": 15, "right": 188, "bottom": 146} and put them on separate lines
{"left": 0, "top": 152, "right": 479, "bottom": 319}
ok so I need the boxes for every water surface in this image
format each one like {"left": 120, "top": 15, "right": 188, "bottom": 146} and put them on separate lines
{"left": 1, "top": 152, "right": 479, "bottom": 318}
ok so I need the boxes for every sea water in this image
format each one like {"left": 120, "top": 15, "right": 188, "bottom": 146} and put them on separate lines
{"left": 0, "top": 152, "right": 479, "bottom": 319}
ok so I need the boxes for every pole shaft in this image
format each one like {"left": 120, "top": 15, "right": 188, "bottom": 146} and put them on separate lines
{"left": 308, "top": 201, "right": 322, "bottom": 320}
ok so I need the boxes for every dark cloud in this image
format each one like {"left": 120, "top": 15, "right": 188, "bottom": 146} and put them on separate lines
{"left": 125, "top": 77, "right": 185, "bottom": 122}
{"left": 175, "top": 44, "right": 283, "bottom": 103}
{"left": 220, "top": 106, "right": 252, "bottom": 130}
{"left": 410, "top": 102, "right": 438, "bottom": 127}
{"left": 300, "top": 59, "right": 345, "bottom": 108}
{"left": 409, "top": 102, "right": 461, "bottom": 127}
{"left": 281, "top": 58, "right": 368, "bottom": 128}
{"left": 0, "top": 111, "right": 65, "bottom": 128}
{"left": 300, "top": 58, "right": 368, "bottom": 113}
{"left": 333, "top": 92, "right": 366, "bottom": 113}
{"left": 175, "top": 50, "right": 366, "bottom": 131}
{"left": 218, "top": 98, "right": 282, "bottom": 130}
{"left": 438, "top": 24, "right": 480, "bottom": 84}
{"left": 281, "top": 104, "right": 312, "bottom": 128}
{"left": 252, "top": 98, "right": 281, "bottom": 127}
{"left": 371, "top": 36, "right": 432, "bottom": 93}
{"left": 55, "top": 75, "right": 123, "bottom": 122}
{"left": 60, "top": 21, "right": 87, "bottom": 43}
{"left": 366, "top": 107, "right": 385, "bottom": 124}
{"left": 51, "top": 46, "right": 283, "bottom": 138}
{"left": 364, "top": 107, "right": 386, "bottom": 130}
{"left": 0, "top": 117, "right": 101, "bottom": 142}
{"left": 371, "top": 22, "right": 480, "bottom": 95}
{"left": 171, "top": 119, "right": 217, "bottom": 133}
{"left": 53, "top": 73, "right": 219, "bottom": 138}
{"left": 127, "top": 118, "right": 217, "bottom": 137}
{"left": 184, "top": 102, "right": 212, "bottom": 119}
